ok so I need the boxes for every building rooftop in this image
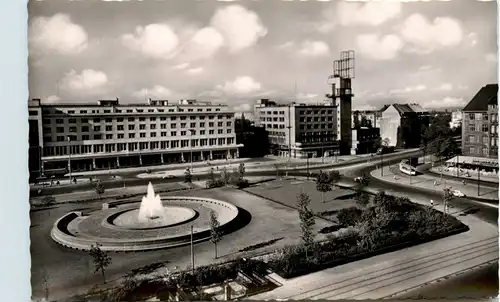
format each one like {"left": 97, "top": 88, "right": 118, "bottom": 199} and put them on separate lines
{"left": 387, "top": 103, "right": 428, "bottom": 115}
{"left": 463, "top": 84, "right": 498, "bottom": 111}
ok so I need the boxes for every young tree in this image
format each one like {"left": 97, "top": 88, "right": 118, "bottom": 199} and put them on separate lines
{"left": 206, "top": 167, "right": 216, "bottom": 188}
{"left": 238, "top": 163, "right": 246, "bottom": 180}
{"left": 209, "top": 211, "right": 222, "bottom": 259}
{"left": 184, "top": 168, "right": 192, "bottom": 184}
{"left": 220, "top": 166, "right": 230, "bottom": 186}
{"left": 316, "top": 170, "right": 332, "bottom": 203}
{"left": 89, "top": 243, "right": 112, "bottom": 284}
{"left": 296, "top": 192, "right": 316, "bottom": 250}
{"left": 328, "top": 170, "right": 341, "bottom": 190}
{"left": 443, "top": 187, "right": 453, "bottom": 214}
{"left": 93, "top": 180, "right": 105, "bottom": 200}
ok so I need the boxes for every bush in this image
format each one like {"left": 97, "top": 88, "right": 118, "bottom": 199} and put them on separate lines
{"left": 206, "top": 179, "right": 225, "bottom": 189}
{"left": 41, "top": 196, "right": 56, "bottom": 206}
{"left": 235, "top": 179, "right": 249, "bottom": 189}
{"left": 337, "top": 207, "right": 362, "bottom": 226}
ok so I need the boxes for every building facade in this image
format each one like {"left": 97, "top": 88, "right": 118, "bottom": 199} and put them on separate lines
{"left": 28, "top": 98, "right": 242, "bottom": 178}
{"left": 351, "top": 110, "right": 380, "bottom": 129}
{"left": 462, "top": 84, "right": 498, "bottom": 159}
{"left": 351, "top": 127, "right": 380, "bottom": 155}
{"left": 379, "top": 103, "right": 430, "bottom": 148}
{"left": 254, "top": 99, "right": 338, "bottom": 158}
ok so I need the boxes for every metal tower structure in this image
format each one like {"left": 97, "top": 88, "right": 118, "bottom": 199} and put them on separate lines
{"left": 326, "top": 50, "right": 355, "bottom": 155}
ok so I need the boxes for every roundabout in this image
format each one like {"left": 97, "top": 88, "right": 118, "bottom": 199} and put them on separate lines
{"left": 51, "top": 183, "right": 241, "bottom": 252}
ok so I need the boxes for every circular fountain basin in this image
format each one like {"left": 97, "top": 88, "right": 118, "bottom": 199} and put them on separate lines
{"left": 111, "top": 207, "right": 197, "bottom": 230}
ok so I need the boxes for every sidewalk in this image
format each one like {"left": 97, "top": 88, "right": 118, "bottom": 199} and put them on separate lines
{"left": 371, "top": 165, "right": 498, "bottom": 201}
{"left": 430, "top": 165, "right": 499, "bottom": 184}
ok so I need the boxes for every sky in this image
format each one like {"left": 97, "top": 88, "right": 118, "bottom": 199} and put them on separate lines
{"left": 28, "top": 0, "right": 497, "bottom": 112}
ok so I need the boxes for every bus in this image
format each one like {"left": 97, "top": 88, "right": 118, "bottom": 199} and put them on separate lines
{"left": 399, "top": 161, "right": 416, "bottom": 175}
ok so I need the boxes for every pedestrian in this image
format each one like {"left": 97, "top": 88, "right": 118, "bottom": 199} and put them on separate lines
{"left": 430, "top": 199, "right": 434, "bottom": 207}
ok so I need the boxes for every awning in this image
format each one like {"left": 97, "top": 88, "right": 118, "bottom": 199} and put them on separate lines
{"left": 446, "top": 155, "right": 499, "bottom": 168}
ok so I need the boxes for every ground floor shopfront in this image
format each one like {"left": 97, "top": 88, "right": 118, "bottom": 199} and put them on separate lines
{"left": 271, "top": 143, "right": 340, "bottom": 159}
{"left": 41, "top": 147, "right": 241, "bottom": 175}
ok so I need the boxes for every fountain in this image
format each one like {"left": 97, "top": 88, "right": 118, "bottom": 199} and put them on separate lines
{"left": 138, "top": 182, "right": 165, "bottom": 222}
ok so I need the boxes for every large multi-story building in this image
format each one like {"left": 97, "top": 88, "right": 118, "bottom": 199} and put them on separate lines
{"left": 254, "top": 99, "right": 338, "bottom": 158}
{"left": 462, "top": 84, "right": 498, "bottom": 159}
{"left": 379, "top": 103, "right": 430, "bottom": 148}
{"left": 351, "top": 127, "right": 380, "bottom": 155}
{"left": 28, "top": 98, "right": 242, "bottom": 178}
{"left": 352, "top": 110, "right": 381, "bottom": 128}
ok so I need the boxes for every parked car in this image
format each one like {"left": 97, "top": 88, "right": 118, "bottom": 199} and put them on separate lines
{"left": 451, "top": 190, "right": 465, "bottom": 197}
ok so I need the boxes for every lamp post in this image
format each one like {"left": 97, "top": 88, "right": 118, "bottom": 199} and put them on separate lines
{"left": 190, "top": 225, "right": 195, "bottom": 275}
{"left": 67, "top": 136, "right": 72, "bottom": 183}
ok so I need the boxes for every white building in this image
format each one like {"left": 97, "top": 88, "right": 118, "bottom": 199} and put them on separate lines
{"left": 28, "top": 98, "right": 242, "bottom": 176}
{"left": 449, "top": 110, "right": 462, "bottom": 129}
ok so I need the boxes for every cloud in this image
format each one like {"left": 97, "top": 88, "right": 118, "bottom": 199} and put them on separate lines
{"left": 172, "top": 62, "right": 190, "bottom": 70}
{"left": 186, "top": 67, "right": 204, "bottom": 75}
{"left": 438, "top": 83, "right": 453, "bottom": 91}
{"left": 298, "top": 41, "right": 330, "bottom": 57}
{"left": 357, "top": 34, "right": 403, "bottom": 60}
{"left": 216, "top": 76, "right": 262, "bottom": 95}
{"left": 183, "top": 27, "right": 225, "bottom": 60}
{"left": 210, "top": 5, "right": 268, "bottom": 53}
{"left": 485, "top": 53, "right": 497, "bottom": 63}
{"left": 277, "top": 41, "right": 294, "bottom": 50}
{"left": 44, "top": 95, "right": 62, "bottom": 104}
{"left": 296, "top": 93, "right": 319, "bottom": 100}
{"left": 389, "top": 85, "right": 426, "bottom": 95}
{"left": 233, "top": 103, "right": 252, "bottom": 112}
{"left": 133, "top": 85, "right": 172, "bottom": 99}
{"left": 29, "top": 13, "right": 88, "bottom": 55}
{"left": 400, "top": 14, "right": 463, "bottom": 54}
{"left": 60, "top": 69, "right": 109, "bottom": 93}
{"left": 336, "top": 1, "right": 402, "bottom": 26}
{"left": 423, "top": 96, "right": 465, "bottom": 109}
{"left": 121, "top": 24, "right": 179, "bottom": 59}
{"left": 418, "top": 65, "right": 433, "bottom": 71}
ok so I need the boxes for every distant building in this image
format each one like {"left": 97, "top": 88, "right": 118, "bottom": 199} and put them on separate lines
{"left": 352, "top": 110, "right": 380, "bottom": 128}
{"left": 379, "top": 103, "right": 430, "bottom": 148}
{"left": 449, "top": 110, "right": 462, "bottom": 129}
{"left": 235, "top": 113, "right": 269, "bottom": 158}
{"left": 351, "top": 127, "right": 380, "bottom": 155}
{"left": 254, "top": 99, "right": 339, "bottom": 158}
{"left": 461, "top": 84, "right": 498, "bottom": 159}
{"left": 28, "top": 98, "right": 242, "bottom": 179}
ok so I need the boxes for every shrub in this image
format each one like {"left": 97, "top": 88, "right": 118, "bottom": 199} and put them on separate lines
{"left": 235, "top": 179, "right": 249, "bottom": 189}
{"left": 206, "top": 179, "right": 225, "bottom": 189}
{"left": 337, "top": 207, "right": 362, "bottom": 227}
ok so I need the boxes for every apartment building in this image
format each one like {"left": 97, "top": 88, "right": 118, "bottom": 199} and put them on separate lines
{"left": 449, "top": 110, "right": 462, "bottom": 129}
{"left": 379, "top": 103, "right": 430, "bottom": 148}
{"left": 462, "top": 84, "right": 498, "bottom": 159}
{"left": 28, "top": 98, "right": 242, "bottom": 178}
{"left": 351, "top": 110, "right": 380, "bottom": 128}
{"left": 254, "top": 99, "right": 338, "bottom": 158}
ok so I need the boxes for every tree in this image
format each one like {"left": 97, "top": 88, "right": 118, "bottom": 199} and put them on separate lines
{"left": 328, "top": 170, "right": 341, "bottom": 189}
{"left": 316, "top": 170, "right": 332, "bottom": 203}
{"left": 238, "top": 163, "right": 246, "bottom": 180}
{"left": 220, "top": 167, "right": 230, "bottom": 186}
{"left": 443, "top": 187, "right": 453, "bottom": 213}
{"left": 184, "top": 168, "right": 192, "bottom": 184}
{"left": 209, "top": 211, "right": 222, "bottom": 259}
{"left": 206, "top": 167, "right": 216, "bottom": 188}
{"left": 355, "top": 185, "right": 370, "bottom": 208}
{"left": 296, "top": 192, "right": 316, "bottom": 250}
{"left": 93, "top": 180, "right": 105, "bottom": 200}
{"left": 89, "top": 243, "right": 112, "bottom": 284}
{"left": 337, "top": 207, "right": 363, "bottom": 226}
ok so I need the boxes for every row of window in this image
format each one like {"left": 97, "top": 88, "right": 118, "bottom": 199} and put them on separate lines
{"left": 43, "top": 115, "right": 233, "bottom": 125}
{"left": 466, "top": 113, "right": 499, "bottom": 121}
{"left": 45, "top": 128, "right": 233, "bottom": 142}
{"left": 42, "top": 107, "right": 225, "bottom": 115}
{"left": 466, "top": 136, "right": 499, "bottom": 147}
{"left": 468, "top": 124, "right": 491, "bottom": 132}
{"left": 46, "top": 121, "right": 232, "bottom": 134}
{"left": 259, "top": 109, "right": 335, "bottom": 116}
{"left": 468, "top": 147, "right": 494, "bottom": 156}
{"left": 43, "top": 137, "right": 236, "bottom": 156}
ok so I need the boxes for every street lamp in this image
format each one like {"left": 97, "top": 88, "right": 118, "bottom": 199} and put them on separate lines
{"left": 67, "top": 136, "right": 72, "bottom": 183}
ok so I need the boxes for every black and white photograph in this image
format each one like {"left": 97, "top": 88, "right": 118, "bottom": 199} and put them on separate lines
{"left": 27, "top": 0, "right": 498, "bottom": 301}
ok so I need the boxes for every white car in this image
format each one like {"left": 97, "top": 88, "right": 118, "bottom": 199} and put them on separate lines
{"left": 451, "top": 190, "right": 465, "bottom": 197}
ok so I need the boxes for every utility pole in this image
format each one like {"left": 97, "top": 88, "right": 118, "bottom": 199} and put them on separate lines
{"left": 286, "top": 104, "right": 292, "bottom": 177}
{"left": 409, "top": 157, "right": 412, "bottom": 185}
{"left": 321, "top": 140, "right": 325, "bottom": 164}
{"left": 456, "top": 155, "right": 459, "bottom": 178}
{"left": 190, "top": 225, "right": 195, "bottom": 275}
{"left": 306, "top": 155, "right": 310, "bottom": 180}
{"left": 67, "top": 136, "right": 72, "bottom": 183}
{"left": 380, "top": 153, "right": 384, "bottom": 177}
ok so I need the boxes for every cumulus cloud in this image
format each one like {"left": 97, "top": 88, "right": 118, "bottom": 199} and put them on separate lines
{"left": 438, "top": 83, "right": 453, "bottom": 91}
{"left": 389, "top": 85, "right": 426, "bottom": 95}
{"left": 172, "top": 62, "right": 190, "bottom": 70}
{"left": 423, "top": 96, "right": 465, "bottom": 109}
{"left": 133, "top": 85, "right": 173, "bottom": 99}
{"left": 298, "top": 41, "right": 330, "bottom": 57}
{"left": 210, "top": 5, "right": 268, "bottom": 53}
{"left": 233, "top": 103, "right": 252, "bottom": 112}
{"left": 29, "top": 13, "right": 88, "bottom": 55}
{"left": 44, "top": 95, "right": 62, "bottom": 104}
{"left": 121, "top": 24, "right": 179, "bottom": 59}
{"left": 357, "top": 34, "right": 403, "bottom": 60}
{"left": 186, "top": 67, "right": 204, "bottom": 75}
{"left": 216, "top": 76, "right": 262, "bottom": 95}
{"left": 182, "top": 27, "right": 225, "bottom": 60}
{"left": 336, "top": 1, "right": 402, "bottom": 26}
{"left": 60, "top": 69, "right": 109, "bottom": 93}
{"left": 400, "top": 14, "right": 463, "bottom": 54}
